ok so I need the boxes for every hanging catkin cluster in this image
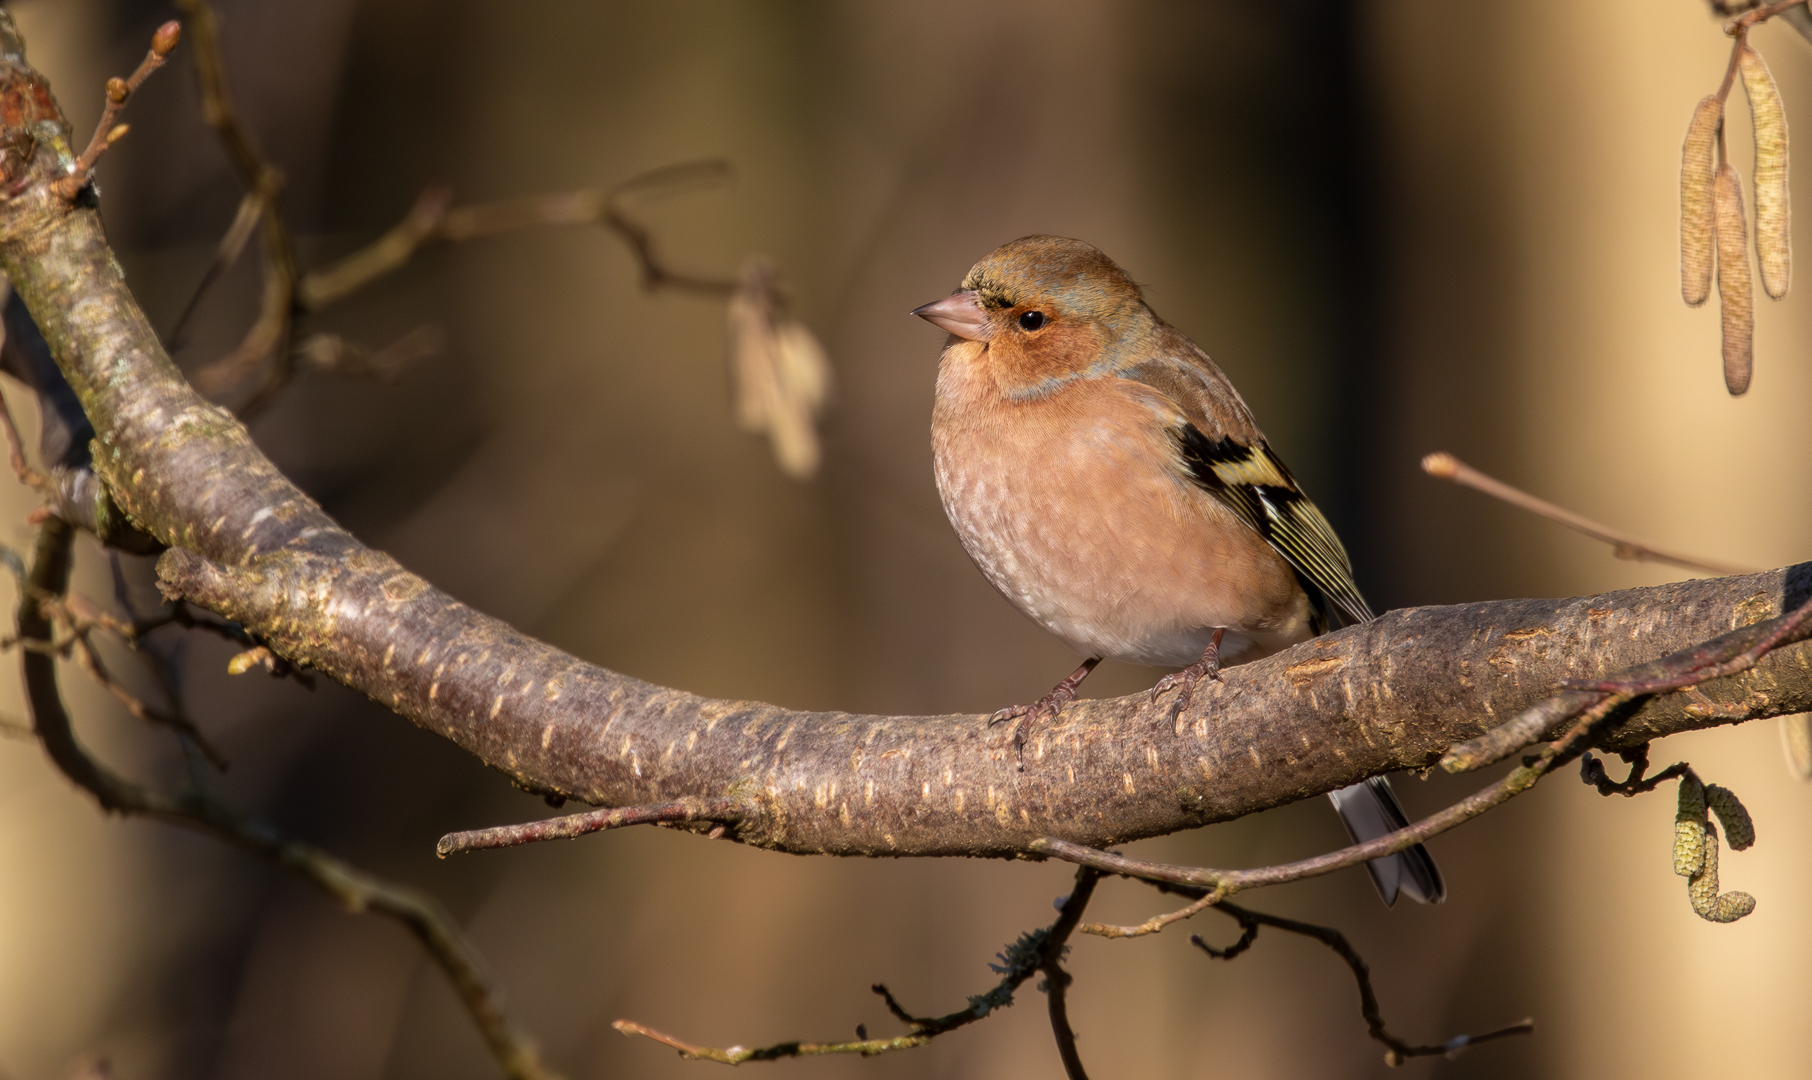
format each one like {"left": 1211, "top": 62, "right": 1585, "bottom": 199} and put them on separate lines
{"left": 1682, "top": 29, "right": 1792, "bottom": 396}
{"left": 1672, "top": 773, "right": 1757, "bottom": 923}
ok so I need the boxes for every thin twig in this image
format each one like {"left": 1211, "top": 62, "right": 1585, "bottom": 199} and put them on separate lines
{"left": 1421, "top": 452, "right": 1752, "bottom": 576}
{"left": 1561, "top": 596, "right": 1812, "bottom": 695}
{"left": 1191, "top": 902, "right": 1535, "bottom": 1065}
{"left": 49, "top": 22, "right": 181, "bottom": 201}
{"left": 294, "top": 160, "right": 738, "bottom": 314}
{"left": 177, "top": 0, "right": 297, "bottom": 414}
{"left": 1080, "top": 889, "right": 1218, "bottom": 939}
{"left": 1036, "top": 591, "right": 1812, "bottom": 899}
{"left": 436, "top": 798, "right": 746, "bottom": 857}
{"left": 66, "top": 626, "right": 229, "bottom": 770}
{"left": 1724, "top": 0, "right": 1812, "bottom": 35}
{"left": 294, "top": 325, "right": 445, "bottom": 384}
{"left": 604, "top": 160, "right": 739, "bottom": 297}
{"left": 16, "top": 519, "right": 560, "bottom": 1080}
{"left": 612, "top": 868, "right": 1102, "bottom": 1066}
{"left": 164, "top": 190, "right": 261, "bottom": 347}
{"left": 1043, "top": 951, "right": 1089, "bottom": 1080}
{"left": 297, "top": 185, "right": 455, "bottom": 311}
{"left": 1579, "top": 746, "right": 1692, "bottom": 797}
{"left": 0, "top": 382, "right": 52, "bottom": 497}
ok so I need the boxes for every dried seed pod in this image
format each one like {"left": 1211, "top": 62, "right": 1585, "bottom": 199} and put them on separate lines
{"left": 1739, "top": 44, "right": 1791, "bottom": 299}
{"left": 726, "top": 258, "right": 829, "bottom": 479}
{"left": 1674, "top": 774, "right": 1707, "bottom": 877}
{"left": 1714, "top": 163, "right": 1754, "bottom": 395}
{"left": 1687, "top": 821, "right": 1757, "bottom": 923}
{"left": 1779, "top": 713, "right": 1812, "bottom": 779}
{"left": 1681, "top": 95, "right": 1721, "bottom": 306}
{"left": 1704, "top": 783, "right": 1755, "bottom": 850}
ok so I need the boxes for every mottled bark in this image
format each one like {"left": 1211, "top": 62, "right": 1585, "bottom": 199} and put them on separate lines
{"left": 0, "top": 28, "right": 1807, "bottom": 860}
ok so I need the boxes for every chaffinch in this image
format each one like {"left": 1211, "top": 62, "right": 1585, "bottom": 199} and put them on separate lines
{"left": 915, "top": 235, "right": 1444, "bottom": 906}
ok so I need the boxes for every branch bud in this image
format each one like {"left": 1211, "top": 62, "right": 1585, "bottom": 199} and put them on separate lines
{"left": 1420, "top": 451, "right": 1458, "bottom": 479}
{"left": 151, "top": 21, "right": 182, "bottom": 58}
{"left": 105, "top": 77, "right": 128, "bottom": 105}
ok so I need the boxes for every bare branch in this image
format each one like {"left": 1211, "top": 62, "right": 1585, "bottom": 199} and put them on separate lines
{"left": 49, "top": 22, "right": 180, "bottom": 202}
{"left": 297, "top": 185, "right": 454, "bottom": 311}
{"left": 612, "top": 868, "right": 1102, "bottom": 1066}
{"left": 294, "top": 325, "right": 445, "bottom": 384}
{"left": 63, "top": 619, "right": 229, "bottom": 769}
{"left": 1042, "top": 950, "right": 1090, "bottom": 1080}
{"left": 436, "top": 797, "right": 745, "bottom": 857}
{"left": 1079, "top": 889, "right": 1218, "bottom": 939}
{"left": 176, "top": 0, "right": 297, "bottom": 412}
{"left": 164, "top": 190, "right": 260, "bottom": 347}
{"left": 16, "top": 519, "right": 561, "bottom": 1080}
{"left": 0, "top": 381, "right": 50, "bottom": 497}
{"left": 1421, "top": 452, "right": 1752, "bottom": 576}
{"left": 2, "top": 6, "right": 1810, "bottom": 869}
{"left": 294, "top": 160, "right": 739, "bottom": 314}
{"left": 1036, "top": 593, "right": 1812, "bottom": 900}
{"left": 1190, "top": 902, "right": 1535, "bottom": 1065}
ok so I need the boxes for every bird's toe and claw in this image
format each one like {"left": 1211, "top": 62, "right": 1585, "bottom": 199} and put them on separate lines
{"left": 1151, "top": 627, "right": 1225, "bottom": 722}
{"left": 991, "top": 657, "right": 1101, "bottom": 768}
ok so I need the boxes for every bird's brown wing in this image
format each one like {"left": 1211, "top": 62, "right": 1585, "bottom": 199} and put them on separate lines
{"left": 1121, "top": 344, "right": 1375, "bottom": 628}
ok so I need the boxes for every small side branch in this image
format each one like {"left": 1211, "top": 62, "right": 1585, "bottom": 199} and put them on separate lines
{"left": 436, "top": 797, "right": 745, "bottom": 857}
{"left": 49, "top": 22, "right": 181, "bottom": 201}
{"left": 16, "top": 520, "right": 560, "bottom": 1080}
{"left": 1421, "top": 452, "right": 1752, "bottom": 576}
{"left": 295, "top": 160, "right": 739, "bottom": 314}
{"left": 177, "top": 0, "right": 296, "bottom": 414}
{"left": 1443, "top": 589, "right": 1812, "bottom": 772}
{"left": 1191, "top": 902, "right": 1534, "bottom": 1066}
{"left": 611, "top": 868, "right": 1102, "bottom": 1069}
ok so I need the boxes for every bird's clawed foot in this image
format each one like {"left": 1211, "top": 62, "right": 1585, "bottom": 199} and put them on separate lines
{"left": 991, "top": 657, "right": 1101, "bottom": 728}
{"left": 1151, "top": 628, "right": 1224, "bottom": 721}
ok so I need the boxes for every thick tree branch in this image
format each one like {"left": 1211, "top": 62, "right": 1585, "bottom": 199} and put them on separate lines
{"left": 16, "top": 519, "right": 559, "bottom": 1080}
{"left": 0, "top": 22, "right": 1808, "bottom": 869}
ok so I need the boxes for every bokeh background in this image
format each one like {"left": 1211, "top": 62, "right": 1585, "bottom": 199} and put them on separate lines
{"left": 1, "top": 1, "right": 1810, "bottom": 1077}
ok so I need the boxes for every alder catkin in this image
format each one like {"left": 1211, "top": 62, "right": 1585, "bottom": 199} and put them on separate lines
{"left": 1674, "top": 774, "right": 1707, "bottom": 877}
{"left": 1687, "top": 821, "right": 1757, "bottom": 923}
{"left": 1681, "top": 95, "right": 1721, "bottom": 306}
{"left": 1714, "top": 163, "right": 1754, "bottom": 395}
{"left": 1739, "top": 44, "right": 1791, "bottom": 299}
{"left": 1705, "top": 784, "right": 1755, "bottom": 850}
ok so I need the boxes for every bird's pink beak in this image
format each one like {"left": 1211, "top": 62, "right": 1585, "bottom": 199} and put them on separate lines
{"left": 911, "top": 290, "right": 994, "bottom": 341}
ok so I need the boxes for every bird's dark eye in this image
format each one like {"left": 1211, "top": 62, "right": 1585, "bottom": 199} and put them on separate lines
{"left": 1018, "top": 310, "right": 1046, "bottom": 331}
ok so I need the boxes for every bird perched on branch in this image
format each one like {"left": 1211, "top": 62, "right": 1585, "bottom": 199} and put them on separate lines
{"left": 914, "top": 235, "right": 1444, "bottom": 906}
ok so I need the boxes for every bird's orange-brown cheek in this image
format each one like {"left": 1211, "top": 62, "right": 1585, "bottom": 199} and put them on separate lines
{"left": 985, "top": 321, "right": 1104, "bottom": 397}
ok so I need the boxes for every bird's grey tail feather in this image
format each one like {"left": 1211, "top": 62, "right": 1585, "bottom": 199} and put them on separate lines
{"left": 1326, "top": 777, "right": 1446, "bottom": 906}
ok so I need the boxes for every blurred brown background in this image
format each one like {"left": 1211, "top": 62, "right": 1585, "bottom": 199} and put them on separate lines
{"left": 1, "top": 1, "right": 1809, "bottom": 1078}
